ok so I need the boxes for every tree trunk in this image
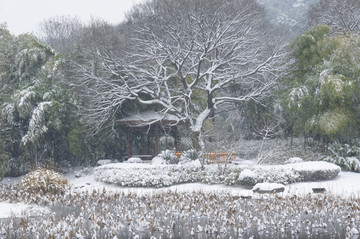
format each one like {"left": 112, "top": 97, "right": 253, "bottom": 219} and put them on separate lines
{"left": 190, "top": 131, "right": 202, "bottom": 152}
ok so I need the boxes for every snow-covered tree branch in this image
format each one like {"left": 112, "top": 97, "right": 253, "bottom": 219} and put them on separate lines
{"left": 308, "top": 0, "right": 360, "bottom": 34}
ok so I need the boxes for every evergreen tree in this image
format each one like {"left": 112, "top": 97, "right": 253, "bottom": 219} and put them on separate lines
{"left": 283, "top": 25, "right": 360, "bottom": 144}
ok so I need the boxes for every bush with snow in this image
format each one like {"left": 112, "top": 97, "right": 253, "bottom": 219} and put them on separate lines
{"left": 158, "top": 150, "right": 179, "bottom": 164}
{"left": 324, "top": 143, "right": 360, "bottom": 172}
{"left": 238, "top": 169, "right": 258, "bottom": 186}
{"left": 179, "top": 149, "right": 198, "bottom": 163}
{"left": 17, "top": 168, "right": 70, "bottom": 195}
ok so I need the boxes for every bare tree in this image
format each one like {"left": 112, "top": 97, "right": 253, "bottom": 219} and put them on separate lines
{"left": 76, "top": 0, "right": 287, "bottom": 151}
{"left": 308, "top": 0, "right": 360, "bottom": 34}
{"left": 39, "top": 16, "right": 84, "bottom": 57}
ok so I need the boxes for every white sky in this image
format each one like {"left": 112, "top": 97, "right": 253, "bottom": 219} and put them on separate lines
{"left": 0, "top": 0, "right": 145, "bottom": 36}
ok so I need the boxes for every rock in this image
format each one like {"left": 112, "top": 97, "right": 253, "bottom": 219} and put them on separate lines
{"left": 97, "top": 159, "right": 112, "bottom": 166}
{"left": 252, "top": 183, "right": 285, "bottom": 193}
{"left": 240, "top": 195, "right": 252, "bottom": 199}
{"left": 312, "top": 188, "right": 326, "bottom": 193}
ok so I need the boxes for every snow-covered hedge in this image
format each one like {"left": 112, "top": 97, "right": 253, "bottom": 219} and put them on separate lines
{"left": 94, "top": 162, "right": 242, "bottom": 187}
{"left": 17, "top": 168, "right": 70, "bottom": 195}
{"left": 238, "top": 161, "right": 341, "bottom": 186}
{"left": 95, "top": 161, "right": 340, "bottom": 188}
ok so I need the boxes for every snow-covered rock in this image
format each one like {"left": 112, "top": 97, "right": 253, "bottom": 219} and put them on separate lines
{"left": 151, "top": 156, "right": 166, "bottom": 165}
{"left": 96, "top": 159, "right": 112, "bottom": 166}
{"left": 252, "top": 183, "right": 285, "bottom": 193}
{"left": 126, "top": 157, "right": 143, "bottom": 163}
{"left": 350, "top": 227, "right": 359, "bottom": 236}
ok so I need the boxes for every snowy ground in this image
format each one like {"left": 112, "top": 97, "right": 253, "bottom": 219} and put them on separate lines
{"left": 1, "top": 162, "right": 360, "bottom": 219}
{"left": 70, "top": 170, "right": 360, "bottom": 197}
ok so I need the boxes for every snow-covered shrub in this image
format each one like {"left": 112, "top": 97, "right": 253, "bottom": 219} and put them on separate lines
{"left": 324, "top": 143, "right": 360, "bottom": 172}
{"left": 179, "top": 149, "right": 205, "bottom": 165}
{"left": 292, "top": 161, "right": 341, "bottom": 181}
{"left": 252, "top": 165, "right": 299, "bottom": 185}
{"left": 238, "top": 169, "right": 258, "bottom": 186}
{"left": 126, "top": 157, "right": 143, "bottom": 163}
{"left": 17, "top": 168, "right": 69, "bottom": 195}
{"left": 158, "top": 150, "right": 179, "bottom": 164}
{"left": 180, "top": 149, "right": 197, "bottom": 163}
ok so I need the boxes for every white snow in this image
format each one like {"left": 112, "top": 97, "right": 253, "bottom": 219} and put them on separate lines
{"left": 0, "top": 202, "right": 51, "bottom": 219}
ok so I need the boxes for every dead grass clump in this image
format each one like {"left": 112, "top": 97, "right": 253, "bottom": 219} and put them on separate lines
{"left": 17, "top": 168, "right": 69, "bottom": 195}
